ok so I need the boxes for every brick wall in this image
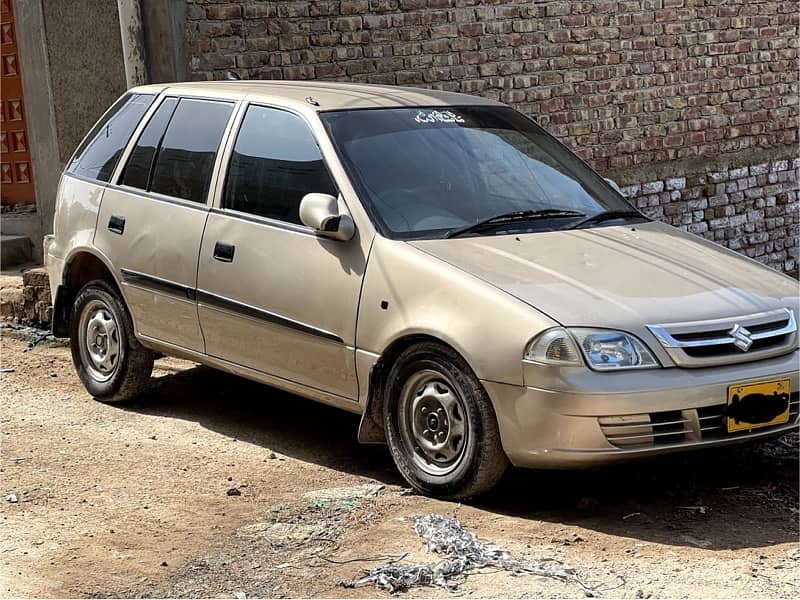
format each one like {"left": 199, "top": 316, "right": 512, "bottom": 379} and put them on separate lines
{"left": 185, "top": 0, "right": 799, "bottom": 274}
{"left": 621, "top": 157, "right": 798, "bottom": 273}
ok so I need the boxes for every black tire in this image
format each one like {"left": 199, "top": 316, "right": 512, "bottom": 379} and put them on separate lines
{"left": 383, "top": 342, "right": 509, "bottom": 499}
{"left": 70, "top": 280, "right": 154, "bottom": 403}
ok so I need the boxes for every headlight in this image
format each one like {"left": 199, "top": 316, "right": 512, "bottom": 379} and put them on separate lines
{"left": 570, "top": 328, "right": 659, "bottom": 370}
{"left": 525, "top": 327, "right": 659, "bottom": 370}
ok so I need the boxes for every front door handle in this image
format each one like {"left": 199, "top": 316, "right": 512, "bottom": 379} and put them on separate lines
{"left": 213, "top": 241, "right": 235, "bottom": 263}
{"left": 108, "top": 215, "right": 125, "bottom": 235}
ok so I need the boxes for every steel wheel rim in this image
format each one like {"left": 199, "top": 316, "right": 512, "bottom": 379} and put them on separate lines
{"left": 397, "top": 369, "right": 468, "bottom": 476}
{"left": 78, "top": 299, "right": 121, "bottom": 383}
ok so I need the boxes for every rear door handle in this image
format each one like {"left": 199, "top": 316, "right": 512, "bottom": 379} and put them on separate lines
{"left": 108, "top": 215, "right": 125, "bottom": 235}
{"left": 213, "top": 241, "right": 235, "bottom": 263}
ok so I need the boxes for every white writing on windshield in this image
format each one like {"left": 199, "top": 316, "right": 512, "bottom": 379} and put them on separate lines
{"left": 414, "top": 110, "right": 465, "bottom": 124}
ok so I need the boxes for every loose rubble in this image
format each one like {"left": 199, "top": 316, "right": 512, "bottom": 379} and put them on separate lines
{"left": 0, "top": 322, "right": 62, "bottom": 349}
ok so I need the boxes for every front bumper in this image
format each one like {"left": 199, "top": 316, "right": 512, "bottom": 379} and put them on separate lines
{"left": 483, "top": 350, "right": 799, "bottom": 468}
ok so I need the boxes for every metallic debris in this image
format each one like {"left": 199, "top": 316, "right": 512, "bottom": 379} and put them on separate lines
{"left": 345, "top": 514, "right": 597, "bottom": 595}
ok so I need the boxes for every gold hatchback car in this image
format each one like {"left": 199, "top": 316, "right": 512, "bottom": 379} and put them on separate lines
{"left": 46, "top": 82, "right": 799, "bottom": 498}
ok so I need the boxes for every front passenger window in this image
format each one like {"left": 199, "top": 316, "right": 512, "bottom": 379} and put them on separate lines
{"left": 224, "top": 106, "right": 337, "bottom": 225}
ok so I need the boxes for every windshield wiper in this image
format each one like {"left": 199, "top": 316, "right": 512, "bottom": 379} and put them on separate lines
{"left": 564, "top": 209, "right": 646, "bottom": 230}
{"left": 445, "top": 209, "right": 586, "bottom": 239}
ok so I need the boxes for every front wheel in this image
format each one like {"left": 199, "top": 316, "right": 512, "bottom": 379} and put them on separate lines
{"left": 70, "top": 281, "right": 153, "bottom": 402}
{"left": 384, "top": 343, "right": 509, "bottom": 499}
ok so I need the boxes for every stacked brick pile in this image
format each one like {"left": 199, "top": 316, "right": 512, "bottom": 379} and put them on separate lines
{"left": 0, "top": 268, "right": 52, "bottom": 326}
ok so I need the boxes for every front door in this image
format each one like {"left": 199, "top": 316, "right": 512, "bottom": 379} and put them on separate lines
{"left": 0, "top": 0, "right": 35, "bottom": 207}
{"left": 94, "top": 96, "right": 235, "bottom": 352}
{"left": 197, "top": 104, "right": 366, "bottom": 400}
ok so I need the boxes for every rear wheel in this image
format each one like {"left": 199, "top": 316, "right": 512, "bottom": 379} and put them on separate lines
{"left": 384, "top": 342, "right": 508, "bottom": 499}
{"left": 70, "top": 281, "right": 153, "bottom": 402}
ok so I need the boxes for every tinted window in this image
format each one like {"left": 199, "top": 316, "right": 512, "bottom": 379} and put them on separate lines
{"left": 68, "top": 93, "right": 155, "bottom": 182}
{"left": 224, "top": 106, "right": 336, "bottom": 224}
{"left": 149, "top": 99, "right": 233, "bottom": 203}
{"left": 322, "top": 107, "right": 635, "bottom": 239}
{"left": 121, "top": 98, "right": 178, "bottom": 190}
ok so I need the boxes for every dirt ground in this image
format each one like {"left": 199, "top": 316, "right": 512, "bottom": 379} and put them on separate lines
{"left": 1, "top": 332, "right": 798, "bottom": 598}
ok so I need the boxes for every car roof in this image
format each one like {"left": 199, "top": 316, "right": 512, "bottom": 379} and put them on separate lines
{"left": 129, "top": 80, "right": 503, "bottom": 112}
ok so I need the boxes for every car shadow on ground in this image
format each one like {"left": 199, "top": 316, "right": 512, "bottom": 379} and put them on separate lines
{"left": 479, "top": 442, "right": 798, "bottom": 551}
{"left": 125, "top": 362, "right": 799, "bottom": 552}
{"left": 128, "top": 363, "right": 403, "bottom": 485}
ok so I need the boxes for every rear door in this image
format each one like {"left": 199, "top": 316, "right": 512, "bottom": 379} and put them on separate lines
{"left": 94, "top": 95, "right": 236, "bottom": 352}
{"left": 196, "top": 103, "right": 367, "bottom": 399}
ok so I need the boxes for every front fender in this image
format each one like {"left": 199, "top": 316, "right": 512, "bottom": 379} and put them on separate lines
{"left": 356, "top": 237, "right": 556, "bottom": 386}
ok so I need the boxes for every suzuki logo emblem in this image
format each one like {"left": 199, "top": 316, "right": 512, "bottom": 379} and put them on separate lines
{"left": 729, "top": 323, "right": 753, "bottom": 352}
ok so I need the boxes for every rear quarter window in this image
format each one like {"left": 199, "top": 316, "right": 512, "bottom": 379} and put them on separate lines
{"left": 67, "top": 93, "right": 155, "bottom": 182}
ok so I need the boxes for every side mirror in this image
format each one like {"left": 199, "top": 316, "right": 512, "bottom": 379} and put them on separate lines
{"left": 299, "top": 193, "right": 355, "bottom": 241}
{"left": 604, "top": 177, "right": 623, "bottom": 195}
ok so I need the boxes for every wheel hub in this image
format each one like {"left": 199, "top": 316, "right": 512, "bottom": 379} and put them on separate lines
{"left": 79, "top": 300, "right": 121, "bottom": 382}
{"left": 427, "top": 412, "right": 440, "bottom": 430}
{"left": 398, "top": 370, "right": 468, "bottom": 475}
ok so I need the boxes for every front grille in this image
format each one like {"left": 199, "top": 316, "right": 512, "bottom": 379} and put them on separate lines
{"left": 682, "top": 335, "right": 789, "bottom": 359}
{"left": 647, "top": 308, "right": 797, "bottom": 367}
{"left": 670, "top": 318, "right": 791, "bottom": 342}
{"left": 600, "top": 392, "right": 800, "bottom": 449}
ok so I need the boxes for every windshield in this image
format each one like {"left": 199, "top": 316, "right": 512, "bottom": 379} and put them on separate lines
{"left": 321, "top": 106, "right": 636, "bottom": 239}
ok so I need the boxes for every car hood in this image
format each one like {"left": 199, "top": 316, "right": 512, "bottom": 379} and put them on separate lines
{"left": 410, "top": 221, "right": 799, "bottom": 329}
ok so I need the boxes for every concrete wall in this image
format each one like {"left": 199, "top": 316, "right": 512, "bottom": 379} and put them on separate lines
{"left": 41, "top": 0, "right": 128, "bottom": 165}
{"left": 185, "top": 0, "right": 799, "bottom": 274}
{"left": 8, "top": 0, "right": 127, "bottom": 258}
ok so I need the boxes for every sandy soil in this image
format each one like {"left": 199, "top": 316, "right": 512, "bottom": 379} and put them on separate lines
{"left": 1, "top": 333, "right": 798, "bottom": 598}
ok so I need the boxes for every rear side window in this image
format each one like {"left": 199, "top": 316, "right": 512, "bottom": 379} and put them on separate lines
{"left": 149, "top": 98, "right": 233, "bottom": 203}
{"left": 67, "top": 93, "right": 155, "bottom": 182}
{"left": 223, "top": 105, "right": 337, "bottom": 224}
{"left": 121, "top": 97, "right": 178, "bottom": 190}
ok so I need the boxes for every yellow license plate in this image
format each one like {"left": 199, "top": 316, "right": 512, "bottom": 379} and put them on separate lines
{"left": 727, "top": 378, "right": 791, "bottom": 433}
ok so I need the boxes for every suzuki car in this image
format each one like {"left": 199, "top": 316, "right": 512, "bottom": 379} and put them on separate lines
{"left": 45, "top": 82, "right": 799, "bottom": 499}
